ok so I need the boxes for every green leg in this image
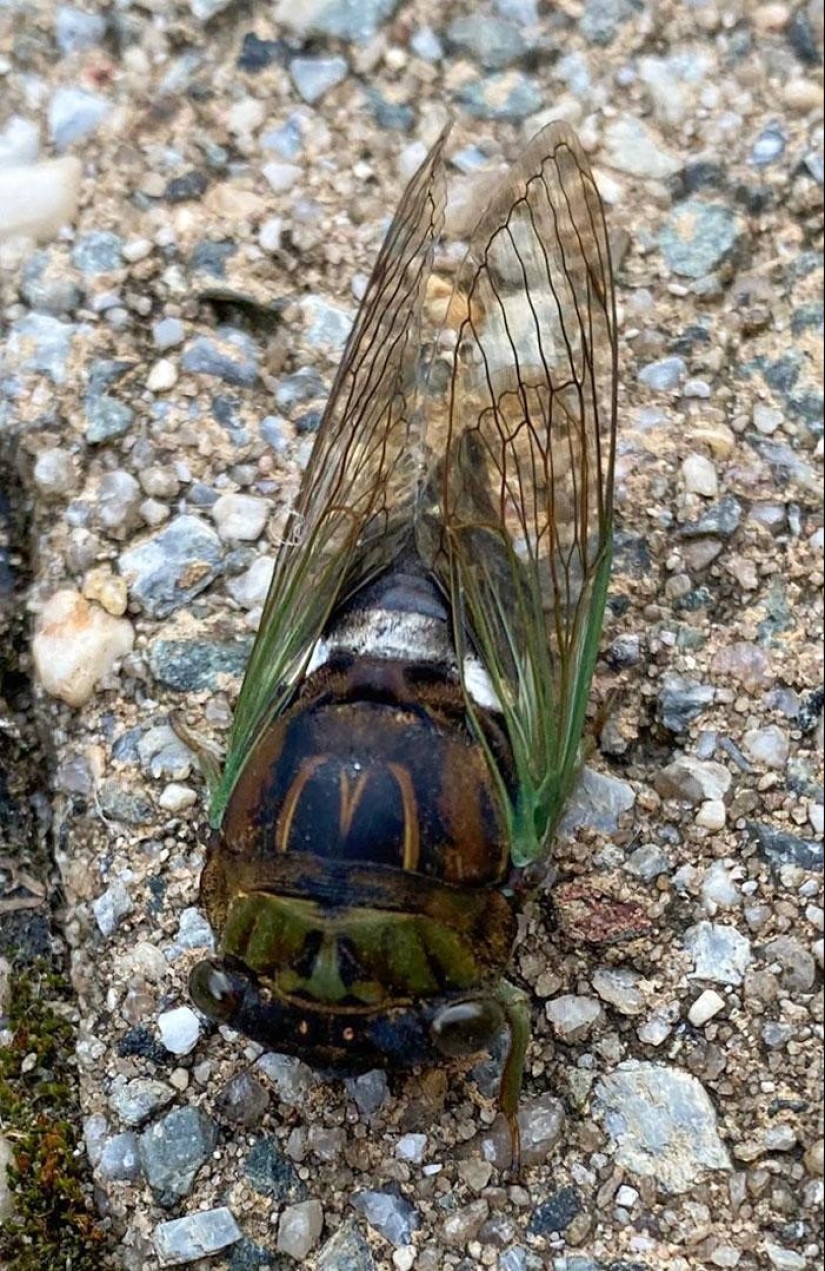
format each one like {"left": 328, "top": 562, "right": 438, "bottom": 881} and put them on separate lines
{"left": 493, "top": 979, "right": 532, "bottom": 1172}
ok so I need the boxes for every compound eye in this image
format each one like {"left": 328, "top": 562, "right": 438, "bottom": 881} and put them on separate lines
{"left": 430, "top": 998, "right": 505, "bottom": 1058}
{"left": 189, "top": 959, "right": 247, "bottom": 1023}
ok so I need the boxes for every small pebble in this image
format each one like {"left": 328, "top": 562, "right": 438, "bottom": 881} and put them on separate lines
{"left": 682, "top": 453, "right": 719, "bottom": 497}
{"left": 146, "top": 359, "right": 178, "bottom": 392}
{"left": 277, "top": 1199, "right": 324, "bottom": 1261}
{"left": 33, "top": 590, "right": 134, "bottom": 707}
{"left": 688, "top": 988, "right": 726, "bottom": 1026}
{"left": 211, "top": 493, "right": 269, "bottom": 542}
{"left": 154, "top": 1208, "right": 241, "bottom": 1266}
{"left": 157, "top": 1006, "right": 201, "bottom": 1055}
{"left": 290, "top": 55, "right": 348, "bottom": 104}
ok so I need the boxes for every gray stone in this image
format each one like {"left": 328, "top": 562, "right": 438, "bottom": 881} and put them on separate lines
{"left": 275, "top": 0, "right": 399, "bottom": 42}
{"left": 119, "top": 515, "right": 224, "bottom": 618}
{"left": 624, "top": 842, "right": 671, "bottom": 881}
{"left": 301, "top": 295, "right": 354, "bottom": 350}
{"left": 109, "top": 1076, "right": 175, "bottom": 1126}
{"left": 751, "top": 123, "right": 785, "bottom": 167}
{"left": 638, "top": 356, "right": 686, "bottom": 391}
{"left": 559, "top": 767, "right": 635, "bottom": 835}
{"left": 592, "top": 966, "right": 646, "bottom": 1015}
{"left": 0, "top": 114, "right": 39, "bottom": 166}
{"left": 748, "top": 822, "right": 823, "bottom": 873}
{"left": 181, "top": 327, "right": 259, "bottom": 387}
{"left": 152, "top": 317, "right": 186, "bottom": 350}
{"left": 154, "top": 1208, "right": 242, "bottom": 1265}
{"left": 275, "top": 366, "right": 327, "bottom": 413}
{"left": 92, "top": 880, "right": 133, "bottom": 935}
{"left": 256, "top": 1053, "right": 317, "bottom": 1105}
{"left": 495, "top": 0, "right": 538, "bottom": 20}
{"left": 517, "top": 1094, "right": 566, "bottom": 1167}
{"left": 678, "top": 494, "right": 743, "bottom": 538}
{"left": 21, "top": 250, "right": 82, "bottom": 314}
{"left": 446, "top": 16, "right": 526, "bottom": 69}
{"left": 98, "top": 1131, "right": 141, "bottom": 1181}
{"left": 654, "top": 756, "right": 731, "bottom": 804}
{"left": 245, "top": 1136, "right": 306, "bottom": 1202}
{"left": 684, "top": 921, "right": 752, "bottom": 985}
{"left": 136, "top": 724, "right": 193, "bottom": 780}
{"left": 762, "top": 936, "right": 816, "bottom": 993}
{"left": 277, "top": 1199, "right": 324, "bottom": 1260}
{"left": 742, "top": 724, "right": 790, "bottom": 770}
{"left": 48, "top": 86, "right": 112, "bottom": 151}
{"left": 579, "top": 0, "right": 637, "bottom": 44}
{"left": 85, "top": 394, "right": 134, "bottom": 443}
{"left": 55, "top": 6, "right": 107, "bottom": 54}
{"left": 216, "top": 1071, "right": 270, "bottom": 1127}
{"left": 148, "top": 637, "right": 251, "bottom": 691}
{"left": 603, "top": 115, "right": 681, "bottom": 179}
{"left": 546, "top": 994, "right": 602, "bottom": 1041}
{"left": 455, "top": 72, "right": 543, "bottom": 122}
{"left": 139, "top": 1106, "right": 218, "bottom": 1204}
{"left": 351, "top": 1190, "right": 420, "bottom": 1247}
{"left": 660, "top": 200, "right": 742, "bottom": 279}
{"left": 7, "top": 313, "right": 76, "bottom": 384}
{"left": 97, "top": 471, "right": 141, "bottom": 531}
{"left": 345, "top": 1069, "right": 389, "bottom": 1117}
{"left": 595, "top": 1062, "right": 731, "bottom": 1193}
{"left": 290, "top": 56, "right": 348, "bottom": 105}
{"left": 528, "top": 1186, "right": 582, "bottom": 1235}
{"left": 71, "top": 230, "right": 123, "bottom": 275}
{"left": 410, "top": 27, "right": 443, "bottom": 62}
{"left": 657, "top": 673, "right": 715, "bottom": 733}
{"left": 189, "top": 0, "right": 234, "bottom": 18}
{"left": 316, "top": 1219, "right": 376, "bottom": 1271}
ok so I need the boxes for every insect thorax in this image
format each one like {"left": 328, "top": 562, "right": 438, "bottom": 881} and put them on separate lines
{"left": 204, "top": 573, "right": 517, "bottom": 1031}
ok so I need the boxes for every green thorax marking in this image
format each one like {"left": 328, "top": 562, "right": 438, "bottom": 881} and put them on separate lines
{"left": 221, "top": 890, "right": 497, "bottom": 1008}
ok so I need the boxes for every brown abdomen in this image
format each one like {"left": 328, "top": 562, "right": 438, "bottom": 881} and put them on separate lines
{"left": 221, "top": 656, "right": 511, "bottom": 888}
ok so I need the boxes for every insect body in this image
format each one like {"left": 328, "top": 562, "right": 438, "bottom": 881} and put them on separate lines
{"left": 186, "top": 122, "right": 617, "bottom": 1149}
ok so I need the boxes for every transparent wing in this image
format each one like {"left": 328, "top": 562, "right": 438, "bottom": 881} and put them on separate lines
{"left": 417, "top": 123, "right": 617, "bottom": 867}
{"left": 211, "top": 127, "right": 450, "bottom": 827}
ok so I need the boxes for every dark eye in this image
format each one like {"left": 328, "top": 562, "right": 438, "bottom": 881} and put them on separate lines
{"left": 189, "top": 959, "right": 247, "bottom": 1023}
{"left": 430, "top": 998, "right": 505, "bottom": 1058}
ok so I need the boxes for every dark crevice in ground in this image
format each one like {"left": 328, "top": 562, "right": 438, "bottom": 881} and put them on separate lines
{"left": 0, "top": 441, "right": 107, "bottom": 1269}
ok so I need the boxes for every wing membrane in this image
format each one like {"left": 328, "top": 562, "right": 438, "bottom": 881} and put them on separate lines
{"left": 211, "top": 127, "right": 450, "bottom": 826}
{"left": 418, "top": 123, "right": 617, "bottom": 866}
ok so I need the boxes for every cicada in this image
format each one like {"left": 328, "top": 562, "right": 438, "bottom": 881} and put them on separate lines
{"left": 184, "top": 122, "right": 617, "bottom": 1151}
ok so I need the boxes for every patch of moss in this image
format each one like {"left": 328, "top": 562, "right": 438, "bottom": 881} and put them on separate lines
{"left": 0, "top": 961, "right": 107, "bottom": 1270}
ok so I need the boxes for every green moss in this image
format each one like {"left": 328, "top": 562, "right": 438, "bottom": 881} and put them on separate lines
{"left": 0, "top": 961, "right": 106, "bottom": 1270}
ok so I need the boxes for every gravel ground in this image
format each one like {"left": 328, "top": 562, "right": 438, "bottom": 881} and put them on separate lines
{"left": 0, "top": 0, "right": 823, "bottom": 1268}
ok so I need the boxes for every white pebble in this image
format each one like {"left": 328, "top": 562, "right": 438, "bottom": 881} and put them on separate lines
{"left": 688, "top": 988, "right": 726, "bottom": 1026}
{"left": 146, "top": 358, "right": 178, "bottom": 392}
{"left": 158, "top": 1006, "right": 201, "bottom": 1055}
{"left": 122, "top": 237, "right": 153, "bottom": 263}
{"left": 396, "top": 1133, "right": 427, "bottom": 1164}
{"left": 0, "top": 156, "right": 81, "bottom": 244}
{"left": 259, "top": 216, "right": 284, "bottom": 253}
{"left": 262, "top": 162, "right": 302, "bottom": 193}
{"left": 393, "top": 1249, "right": 417, "bottom": 1271}
{"left": 753, "top": 403, "right": 783, "bottom": 434}
{"left": 33, "top": 589, "right": 134, "bottom": 707}
{"left": 742, "top": 724, "right": 790, "bottom": 770}
{"left": 682, "top": 453, "right": 719, "bottom": 497}
{"left": 696, "top": 799, "right": 727, "bottom": 831}
{"left": 615, "top": 1184, "right": 639, "bottom": 1208}
{"left": 211, "top": 492, "right": 269, "bottom": 541}
{"left": 158, "top": 783, "right": 197, "bottom": 813}
{"left": 33, "top": 447, "right": 77, "bottom": 497}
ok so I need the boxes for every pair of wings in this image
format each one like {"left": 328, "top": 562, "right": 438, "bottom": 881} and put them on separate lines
{"left": 210, "top": 122, "right": 617, "bottom": 868}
